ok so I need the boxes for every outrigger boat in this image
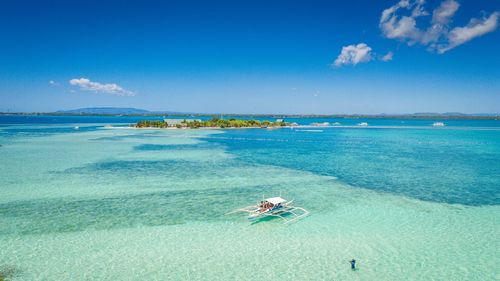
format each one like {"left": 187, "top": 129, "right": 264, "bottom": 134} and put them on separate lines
{"left": 225, "top": 196, "right": 309, "bottom": 224}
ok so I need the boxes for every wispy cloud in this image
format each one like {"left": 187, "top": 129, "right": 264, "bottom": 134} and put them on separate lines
{"left": 49, "top": 80, "right": 59, "bottom": 86}
{"left": 380, "top": 0, "right": 499, "bottom": 53}
{"left": 438, "top": 12, "right": 499, "bottom": 53}
{"left": 432, "top": 0, "right": 459, "bottom": 25}
{"left": 333, "top": 43, "right": 373, "bottom": 67}
{"left": 381, "top": 51, "right": 394, "bottom": 62}
{"left": 380, "top": 0, "right": 425, "bottom": 43}
{"left": 69, "top": 78, "right": 135, "bottom": 96}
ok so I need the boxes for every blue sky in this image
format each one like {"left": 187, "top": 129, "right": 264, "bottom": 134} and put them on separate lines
{"left": 0, "top": 0, "right": 499, "bottom": 114}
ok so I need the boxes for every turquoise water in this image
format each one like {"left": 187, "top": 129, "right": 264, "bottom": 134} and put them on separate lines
{"left": 0, "top": 116, "right": 499, "bottom": 280}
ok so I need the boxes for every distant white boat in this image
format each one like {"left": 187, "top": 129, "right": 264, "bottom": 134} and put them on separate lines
{"left": 296, "top": 129, "right": 323, "bottom": 132}
{"left": 74, "top": 126, "right": 79, "bottom": 130}
{"left": 432, "top": 122, "right": 445, "bottom": 127}
{"left": 310, "top": 122, "right": 329, "bottom": 127}
{"left": 357, "top": 122, "right": 368, "bottom": 126}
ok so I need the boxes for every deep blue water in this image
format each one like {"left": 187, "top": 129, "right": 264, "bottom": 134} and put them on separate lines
{"left": 1, "top": 114, "right": 499, "bottom": 127}
{"left": 202, "top": 126, "right": 500, "bottom": 206}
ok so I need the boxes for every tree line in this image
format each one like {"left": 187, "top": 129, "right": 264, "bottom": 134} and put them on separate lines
{"left": 135, "top": 117, "right": 288, "bottom": 129}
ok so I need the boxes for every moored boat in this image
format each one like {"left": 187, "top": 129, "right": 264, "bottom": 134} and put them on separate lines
{"left": 226, "top": 196, "right": 309, "bottom": 224}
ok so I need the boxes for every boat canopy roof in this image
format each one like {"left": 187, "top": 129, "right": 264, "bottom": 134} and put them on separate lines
{"left": 266, "top": 197, "right": 287, "bottom": 205}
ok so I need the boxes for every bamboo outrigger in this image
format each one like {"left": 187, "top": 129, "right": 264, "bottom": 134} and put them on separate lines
{"left": 225, "top": 196, "right": 309, "bottom": 224}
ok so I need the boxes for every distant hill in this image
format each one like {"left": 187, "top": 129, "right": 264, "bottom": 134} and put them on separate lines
{"left": 57, "top": 107, "right": 151, "bottom": 114}
{"left": 412, "top": 112, "right": 467, "bottom": 116}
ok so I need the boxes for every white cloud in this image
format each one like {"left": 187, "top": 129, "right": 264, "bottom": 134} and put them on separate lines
{"left": 420, "top": 0, "right": 460, "bottom": 44}
{"left": 383, "top": 16, "right": 422, "bottom": 42}
{"left": 411, "top": 0, "right": 429, "bottom": 17}
{"left": 334, "top": 43, "right": 373, "bottom": 67}
{"left": 432, "top": 0, "right": 459, "bottom": 25}
{"left": 69, "top": 78, "right": 135, "bottom": 96}
{"left": 380, "top": 0, "right": 425, "bottom": 43}
{"left": 49, "top": 80, "right": 59, "bottom": 86}
{"left": 381, "top": 51, "right": 394, "bottom": 61}
{"left": 437, "top": 12, "right": 499, "bottom": 53}
{"left": 380, "top": 0, "right": 499, "bottom": 53}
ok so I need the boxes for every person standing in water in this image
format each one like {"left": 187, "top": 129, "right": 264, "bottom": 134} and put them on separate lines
{"left": 350, "top": 259, "right": 356, "bottom": 270}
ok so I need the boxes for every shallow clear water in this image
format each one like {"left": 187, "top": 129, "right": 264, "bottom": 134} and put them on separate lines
{"left": 0, "top": 116, "right": 499, "bottom": 280}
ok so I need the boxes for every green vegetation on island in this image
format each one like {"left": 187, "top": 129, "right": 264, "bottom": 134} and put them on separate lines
{"left": 136, "top": 120, "right": 168, "bottom": 128}
{"left": 135, "top": 117, "right": 288, "bottom": 129}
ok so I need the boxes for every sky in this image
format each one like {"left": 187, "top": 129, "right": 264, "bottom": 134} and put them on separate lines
{"left": 0, "top": 0, "right": 499, "bottom": 114}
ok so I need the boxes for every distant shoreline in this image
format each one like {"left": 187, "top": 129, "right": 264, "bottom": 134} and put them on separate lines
{"left": 1, "top": 112, "right": 499, "bottom": 120}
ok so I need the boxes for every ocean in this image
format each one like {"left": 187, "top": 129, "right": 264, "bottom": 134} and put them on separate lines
{"left": 0, "top": 115, "right": 499, "bottom": 280}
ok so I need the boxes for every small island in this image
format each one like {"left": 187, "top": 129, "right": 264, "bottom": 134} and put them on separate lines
{"left": 135, "top": 117, "right": 288, "bottom": 129}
